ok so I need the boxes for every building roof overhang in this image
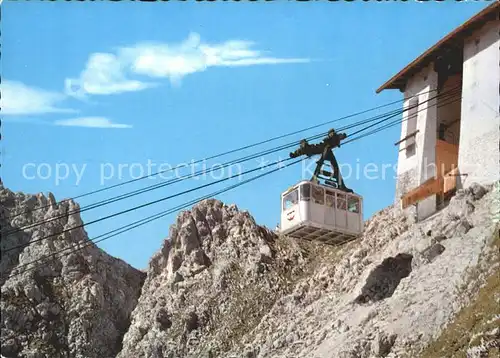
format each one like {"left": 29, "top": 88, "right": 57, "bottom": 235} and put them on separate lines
{"left": 376, "top": 2, "right": 499, "bottom": 94}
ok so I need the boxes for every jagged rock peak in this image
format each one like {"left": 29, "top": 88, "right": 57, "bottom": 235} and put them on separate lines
{"left": 1, "top": 187, "right": 146, "bottom": 358}
{"left": 147, "top": 198, "right": 272, "bottom": 279}
{"left": 118, "top": 198, "right": 334, "bottom": 358}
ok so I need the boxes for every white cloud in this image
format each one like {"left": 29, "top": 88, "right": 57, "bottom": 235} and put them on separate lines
{"left": 54, "top": 117, "right": 132, "bottom": 129}
{"left": 65, "top": 53, "right": 155, "bottom": 98}
{"left": 66, "top": 33, "right": 310, "bottom": 96}
{"left": 1, "top": 80, "right": 75, "bottom": 115}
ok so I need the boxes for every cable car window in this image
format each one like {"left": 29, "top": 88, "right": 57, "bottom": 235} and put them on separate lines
{"left": 283, "top": 189, "right": 298, "bottom": 210}
{"left": 336, "top": 193, "right": 347, "bottom": 210}
{"left": 325, "top": 194, "right": 335, "bottom": 207}
{"left": 312, "top": 185, "right": 325, "bottom": 205}
{"left": 300, "top": 183, "right": 311, "bottom": 201}
{"left": 348, "top": 196, "right": 360, "bottom": 213}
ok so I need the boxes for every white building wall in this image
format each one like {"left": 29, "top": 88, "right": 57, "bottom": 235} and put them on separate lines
{"left": 416, "top": 69, "right": 438, "bottom": 220}
{"left": 459, "top": 18, "right": 500, "bottom": 188}
{"left": 395, "top": 64, "right": 438, "bottom": 220}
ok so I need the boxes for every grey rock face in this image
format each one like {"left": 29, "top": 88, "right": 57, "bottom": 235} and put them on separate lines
{"left": 355, "top": 253, "right": 413, "bottom": 304}
{"left": 216, "top": 183, "right": 499, "bottom": 358}
{"left": 1, "top": 182, "right": 498, "bottom": 358}
{"left": 0, "top": 186, "right": 145, "bottom": 358}
{"left": 420, "top": 243, "right": 446, "bottom": 263}
{"left": 118, "top": 182, "right": 498, "bottom": 358}
{"left": 117, "top": 199, "right": 331, "bottom": 358}
{"left": 371, "top": 331, "right": 397, "bottom": 357}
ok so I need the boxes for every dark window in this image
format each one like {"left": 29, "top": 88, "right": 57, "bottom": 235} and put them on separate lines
{"left": 300, "top": 183, "right": 311, "bottom": 201}
{"left": 406, "top": 97, "right": 418, "bottom": 157}
{"left": 326, "top": 194, "right": 335, "bottom": 208}
{"left": 312, "top": 185, "right": 325, "bottom": 205}
{"left": 406, "top": 143, "right": 416, "bottom": 157}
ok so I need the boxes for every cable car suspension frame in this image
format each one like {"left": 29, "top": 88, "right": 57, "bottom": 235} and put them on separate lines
{"left": 290, "top": 129, "right": 353, "bottom": 193}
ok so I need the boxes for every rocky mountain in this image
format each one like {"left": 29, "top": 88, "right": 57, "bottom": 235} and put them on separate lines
{"left": 0, "top": 186, "right": 145, "bottom": 358}
{"left": 1, "top": 182, "right": 499, "bottom": 358}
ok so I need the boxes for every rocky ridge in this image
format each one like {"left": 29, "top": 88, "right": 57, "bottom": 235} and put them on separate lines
{"left": 1, "top": 182, "right": 499, "bottom": 358}
{"left": 0, "top": 186, "right": 145, "bottom": 358}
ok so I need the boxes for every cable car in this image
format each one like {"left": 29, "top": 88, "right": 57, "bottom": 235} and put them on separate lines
{"left": 280, "top": 180, "right": 363, "bottom": 245}
{"left": 280, "top": 128, "right": 364, "bottom": 245}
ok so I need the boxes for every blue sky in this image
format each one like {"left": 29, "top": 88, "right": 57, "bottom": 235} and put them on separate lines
{"left": 2, "top": 1, "right": 491, "bottom": 269}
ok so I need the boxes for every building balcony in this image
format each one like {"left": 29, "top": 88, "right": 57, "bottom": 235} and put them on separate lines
{"left": 401, "top": 139, "right": 459, "bottom": 209}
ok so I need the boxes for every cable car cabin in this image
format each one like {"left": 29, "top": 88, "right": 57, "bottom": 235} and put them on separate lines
{"left": 280, "top": 180, "right": 363, "bottom": 245}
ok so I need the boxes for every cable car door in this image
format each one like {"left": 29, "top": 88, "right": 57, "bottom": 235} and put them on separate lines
{"left": 311, "top": 184, "right": 326, "bottom": 225}
{"left": 282, "top": 188, "right": 300, "bottom": 230}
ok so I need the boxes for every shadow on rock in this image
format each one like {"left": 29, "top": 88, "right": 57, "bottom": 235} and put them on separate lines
{"left": 355, "top": 253, "right": 413, "bottom": 304}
